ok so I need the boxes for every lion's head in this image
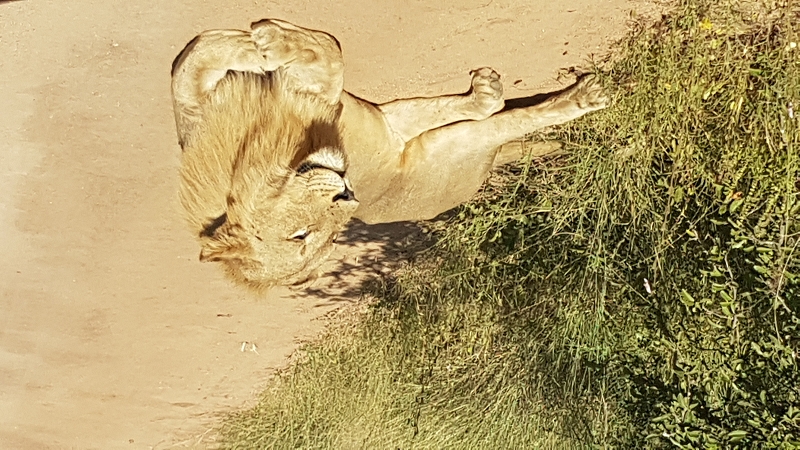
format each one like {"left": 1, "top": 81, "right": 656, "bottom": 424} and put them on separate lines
{"left": 198, "top": 148, "right": 358, "bottom": 288}
{"left": 179, "top": 71, "right": 358, "bottom": 289}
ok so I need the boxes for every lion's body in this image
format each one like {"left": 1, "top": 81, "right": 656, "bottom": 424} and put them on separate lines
{"left": 171, "top": 19, "right": 608, "bottom": 288}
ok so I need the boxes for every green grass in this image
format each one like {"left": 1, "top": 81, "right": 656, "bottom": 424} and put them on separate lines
{"left": 220, "top": 1, "right": 800, "bottom": 448}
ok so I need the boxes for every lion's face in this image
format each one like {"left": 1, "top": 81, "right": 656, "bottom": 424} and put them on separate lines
{"left": 197, "top": 148, "right": 359, "bottom": 289}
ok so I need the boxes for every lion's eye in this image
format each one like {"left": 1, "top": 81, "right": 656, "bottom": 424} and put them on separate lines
{"left": 289, "top": 229, "right": 310, "bottom": 241}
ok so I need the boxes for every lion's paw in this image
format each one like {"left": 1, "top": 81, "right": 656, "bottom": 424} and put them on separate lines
{"left": 251, "top": 19, "right": 296, "bottom": 42}
{"left": 250, "top": 20, "right": 294, "bottom": 65}
{"left": 569, "top": 74, "right": 609, "bottom": 111}
{"left": 468, "top": 67, "right": 504, "bottom": 118}
{"left": 251, "top": 19, "right": 332, "bottom": 68}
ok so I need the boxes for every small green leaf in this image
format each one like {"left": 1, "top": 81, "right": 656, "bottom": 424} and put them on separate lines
{"left": 651, "top": 414, "right": 671, "bottom": 423}
{"left": 729, "top": 198, "right": 744, "bottom": 213}
{"left": 753, "top": 265, "right": 769, "bottom": 274}
{"left": 722, "top": 304, "right": 733, "bottom": 317}
{"left": 680, "top": 290, "right": 696, "bottom": 307}
{"left": 727, "top": 430, "right": 747, "bottom": 442}
{"left": 673, "top": 186, "right": 685, "bottom": 202}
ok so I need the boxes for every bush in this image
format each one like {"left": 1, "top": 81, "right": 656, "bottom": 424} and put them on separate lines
{"left": 448, "top": 0, "right": 800, "bottom": 445}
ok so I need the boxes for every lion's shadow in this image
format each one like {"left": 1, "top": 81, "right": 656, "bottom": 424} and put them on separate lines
{"left": 287, "top": 218, "right": 435, "bottom": 304}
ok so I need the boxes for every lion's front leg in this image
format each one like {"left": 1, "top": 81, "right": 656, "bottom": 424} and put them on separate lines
{"left": 249, "top": 19, "right": 344, "bottom": 105}
{"left": 171, "top": 30, "right": 268, "bottom": 148}
{"left": 378, "top": 67, "right": 505, "bottom": 142}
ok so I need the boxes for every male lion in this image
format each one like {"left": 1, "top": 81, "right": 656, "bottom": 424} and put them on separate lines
{"left": 172, "top": 19, "right": 608, "bottom": 289}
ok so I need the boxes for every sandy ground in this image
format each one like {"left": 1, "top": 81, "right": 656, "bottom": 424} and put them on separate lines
{"left": 0, "top": 0, "right": 641, "bottom": 448}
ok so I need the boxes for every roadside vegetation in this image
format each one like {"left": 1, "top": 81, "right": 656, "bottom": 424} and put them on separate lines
{"left": 221, "top": 0, "right": 799, "bottom": 447}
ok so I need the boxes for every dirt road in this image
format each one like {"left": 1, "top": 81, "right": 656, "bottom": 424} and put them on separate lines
{"left": 0, "top": 0, "right": 637, "bottom": 448}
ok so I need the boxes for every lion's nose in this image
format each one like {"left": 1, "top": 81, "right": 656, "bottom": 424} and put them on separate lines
{"left": 333, "top": 186, "right": 357, "bottom": 202}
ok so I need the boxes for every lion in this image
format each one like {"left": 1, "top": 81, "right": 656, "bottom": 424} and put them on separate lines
{"left": 171, "top": 19, "right": 608, "bottom": 290}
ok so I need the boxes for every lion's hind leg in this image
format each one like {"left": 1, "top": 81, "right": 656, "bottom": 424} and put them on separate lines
{"left": 410, "top": 74, "right": 607, "bottom": 168}
{"left": 378, "top": 67, "right": 505, "bottom": 142}
{"left": 250, "top": 19, "right": 344, "bottom": 104}
{"left": 381, "top": 75, "right": 608, "bottom": 221}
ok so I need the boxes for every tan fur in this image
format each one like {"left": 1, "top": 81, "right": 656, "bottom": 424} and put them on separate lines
{"left": 171, "top": 19, "right": 609, "bottom": 288}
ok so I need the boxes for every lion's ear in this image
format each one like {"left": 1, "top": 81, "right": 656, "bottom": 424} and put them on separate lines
{"left": 198, "top": 227, "right": 251, "bottom": 263}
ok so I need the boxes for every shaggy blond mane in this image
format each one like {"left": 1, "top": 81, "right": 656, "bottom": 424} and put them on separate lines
{"left": 179, "top": 71, "right": 341, "bottom": 238}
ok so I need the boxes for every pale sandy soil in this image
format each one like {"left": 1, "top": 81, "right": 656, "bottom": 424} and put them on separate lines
{"left": 0, "top": 0, "right": 643, "bottom": 448}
